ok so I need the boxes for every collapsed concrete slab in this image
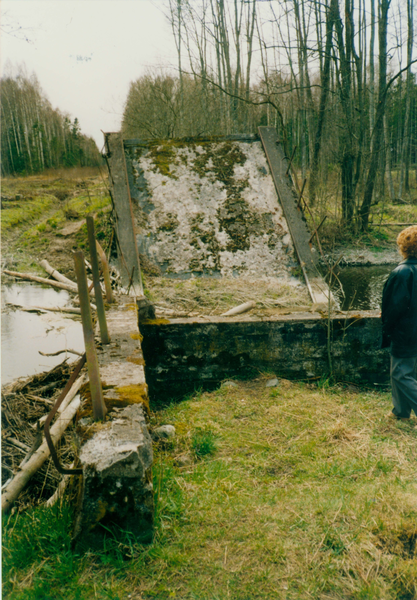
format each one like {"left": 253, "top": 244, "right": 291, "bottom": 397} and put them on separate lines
{"left": 105, "top": 130, "right": 334, "bottom": 310}
{"left": 74, "top": 298, "right": 153, "bottom": 545}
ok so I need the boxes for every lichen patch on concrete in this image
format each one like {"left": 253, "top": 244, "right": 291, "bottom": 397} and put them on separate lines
{"left": 100, "top": 361, "right": 143, "bottom": 388}
{"left": 126, "top": 140, "right": 298, "bottom": 279}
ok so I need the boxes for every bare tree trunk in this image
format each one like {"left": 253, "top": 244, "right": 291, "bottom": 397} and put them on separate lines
{"left": 245, "top": 0, "right": 257, "bottom": 103}
{"left": 309, "top": 0, "right": 339, "bottom": 205}
{"left": 360, "top": 0, "right": 391, "bottom": 230}
{"left": 384, "top": 115, "right": 396, "bottom": 200}
{"left": 332, "top": 0, "right": 358, "bottom": 226}
{"left": 369, "top": 0, "right": 376, "bottom": 135}
{"left": 399, "top": 0, "right": 414, "bottom": 195}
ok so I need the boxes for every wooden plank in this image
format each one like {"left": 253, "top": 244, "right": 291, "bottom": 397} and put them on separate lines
{"left": 258, "top": 127, "right": 330, "bottom": 306}
{"left": 105, "top": 132, "right": 143, "bottom": 296}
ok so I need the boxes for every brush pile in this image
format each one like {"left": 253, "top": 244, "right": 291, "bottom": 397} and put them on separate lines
{"left": 1, "top": 360, "right": 80, "bottom": 510}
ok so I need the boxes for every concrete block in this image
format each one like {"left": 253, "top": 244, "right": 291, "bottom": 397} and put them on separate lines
{"left": 74, "top": 404, "right": 153, "bottom": 544}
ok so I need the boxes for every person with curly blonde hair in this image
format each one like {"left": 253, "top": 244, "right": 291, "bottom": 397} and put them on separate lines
{"left": 381, "top": 225, "right": 417, "bottom": 420}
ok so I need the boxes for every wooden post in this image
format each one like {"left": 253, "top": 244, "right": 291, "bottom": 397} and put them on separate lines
{"left": 86, "top": 216, "right": 110, "bottom": 344}
{"left": 74, "top": 251, "right": 107, "bottom": 421}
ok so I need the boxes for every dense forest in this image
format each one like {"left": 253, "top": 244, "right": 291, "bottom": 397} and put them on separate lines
{"left": 122, "top": 0, "right": 416, "bottom": 230}
{"left": 1, "top": 68, "right": 101, "bottom": 177}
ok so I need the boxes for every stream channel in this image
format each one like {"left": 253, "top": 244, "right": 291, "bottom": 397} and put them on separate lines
{"left": 1, "top": 264, "right": 395, "bottom": 385}
{"left": 331, "top": 264, "right": 394, "bottom": 311}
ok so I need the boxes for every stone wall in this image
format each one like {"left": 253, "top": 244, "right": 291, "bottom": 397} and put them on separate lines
{"left": 140, "top": 311, "right": 388, "bottom": 404}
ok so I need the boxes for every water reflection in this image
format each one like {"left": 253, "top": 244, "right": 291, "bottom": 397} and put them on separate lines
{"left": 1, "top": 283, "right": 84, "bottom": 385}
{"left": 331, "top": 265, "right": 394, "bottom": 311}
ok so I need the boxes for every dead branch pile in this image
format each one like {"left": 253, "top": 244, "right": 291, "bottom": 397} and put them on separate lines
{"left": 2, "top": 360, "right": 79, "bottom": 510}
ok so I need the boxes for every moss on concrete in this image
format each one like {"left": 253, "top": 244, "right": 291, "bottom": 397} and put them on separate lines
{"left": 189, "top": 213, "right": 220, "bottom": 271}
{"left": 115, "top": 384, "right": 150, "bottom": 414}
{"left": 146, "top": 142, "right": 182, "bottom": 179}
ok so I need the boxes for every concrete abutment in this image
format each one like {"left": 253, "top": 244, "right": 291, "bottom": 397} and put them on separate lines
{"left": 139, "top": 310, "right": 388, "bottom": 403}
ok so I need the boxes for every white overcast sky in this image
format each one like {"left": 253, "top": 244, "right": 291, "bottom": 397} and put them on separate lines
{"left": 1, "top": 0, "right": 177, "bottom": 149}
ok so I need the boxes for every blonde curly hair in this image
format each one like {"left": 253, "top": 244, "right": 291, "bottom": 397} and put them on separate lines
{"left": 397, "top": 225, "right": 417, "bottom": 258}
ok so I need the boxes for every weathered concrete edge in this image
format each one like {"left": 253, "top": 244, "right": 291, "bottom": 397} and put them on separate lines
{"left": 74, "top": 297, "right": 154, "bottom": 544}
{"left": 258, "top": 127, "right": 333, "bottom": 307}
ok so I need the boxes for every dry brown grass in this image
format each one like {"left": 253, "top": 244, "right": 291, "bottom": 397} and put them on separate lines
{"left": 146, "top": 275, "right": 312, "bottom": 317}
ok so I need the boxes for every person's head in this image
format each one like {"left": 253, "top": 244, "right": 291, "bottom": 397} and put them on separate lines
{"left": 397, "top": 225, "right": 417, "bottom": 259}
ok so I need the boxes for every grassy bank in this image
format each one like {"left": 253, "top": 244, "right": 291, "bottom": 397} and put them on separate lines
{"left": 3, "top": 377, "right": 417, "bottom": 599}
{"left": 1, "top": 167, "right": 112, "bottom": 279}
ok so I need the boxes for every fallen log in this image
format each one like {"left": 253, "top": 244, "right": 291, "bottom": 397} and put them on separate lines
{"left": 1, "top": 394, "right": 81, "bottom": 513}
{"left": 39, "top": 349, "right": 83, "bottom": 357}
{"left": 73, "top": 297, "right": 97, "bottom": 311}
{"left": 37, "top": 373, "right": 85, "bottom": 426}
{"left": 39, "top": 259, "right": 77, "bottom": 288}
{"left": 368, "top": 222, "right": 416, "bottom": 227}
{"left": 221, "top": 301, "right": 256, "bottom": 317}
{"left": 3, "top": 270, "right": 78, "bottom": 293}
{"left": 40, "top": 258, "right": 95, "bottom": 296}
{"left": 8, "top": 438, "right": 30, "bottom": 453}
{"left": 44, "top": 462, "right": 75, "bottom": 507}
{"left": 6, "top": 302, "right": 81, "bottom": 315}
{"left": 96, "top": 240, "right": 114, "bottom": 303}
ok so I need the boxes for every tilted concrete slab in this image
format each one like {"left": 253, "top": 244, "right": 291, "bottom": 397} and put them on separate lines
{"left": 258, "top": 127, "right": 332, "bottom": 307}
{"left": 105, "top": 132, "right": 143, "bottom": 295}
{"left": 121, "top": 135, "right": 299, "bottom": 280}
{"left": 106, "top": 131, "right": 334, "bottom": 309}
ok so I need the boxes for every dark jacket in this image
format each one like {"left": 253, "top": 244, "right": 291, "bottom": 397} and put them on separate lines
{"left": 381, "top": 257, "right": 417, "bottom": 358}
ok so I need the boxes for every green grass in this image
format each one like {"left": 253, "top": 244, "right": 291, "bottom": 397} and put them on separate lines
{"left": 2, "top": 170, "right": 112, "bottom": 275}
{"left": 3, "top": 378, "right": 417, "bottom": 599}
{"left": 1, "top": 196, "right": 55, "bottom": 233}
{"left": 191, "top": 428, "right": 217, "bottom": 458}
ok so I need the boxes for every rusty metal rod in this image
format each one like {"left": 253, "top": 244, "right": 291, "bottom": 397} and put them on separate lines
{"left": 74, "top": 251, "right": 107, "bottom": 421}
{"left": 86, "top": 216, "right": 110, "bottom": 344}
{"left": 44, "top": 355, "right": 86, "bottom": 475}
{"left": 285, "top": 146, "right": 297, "bottom": 176}
{"left": 96, "top": 239, "right": 114, "bottom": 303}
{"left": 308, "top": 215, "right": 327, "bottom": 244}
{"left": 297, "top": 178, "right": 307, "bottom": 210}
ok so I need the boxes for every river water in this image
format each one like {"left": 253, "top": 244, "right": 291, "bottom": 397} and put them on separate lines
{"left": 331, "top": 264, "right": 394, "bottom": 311}
{"left": 1, "top": 283, "right": 84, "bottom": 386}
